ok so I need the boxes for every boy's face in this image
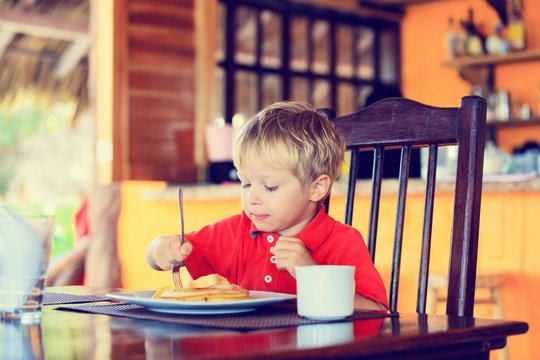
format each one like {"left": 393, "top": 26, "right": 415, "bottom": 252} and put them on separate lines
{"left": 237, "top": 153, "right": 319, "bottom": 237}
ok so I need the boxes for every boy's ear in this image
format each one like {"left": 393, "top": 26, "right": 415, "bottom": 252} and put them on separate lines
{"left": 309, "top": 174, "right": 332, "bottom": 202}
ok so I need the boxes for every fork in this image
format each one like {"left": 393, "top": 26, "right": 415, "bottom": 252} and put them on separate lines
{"left": 171, "top": 187, "right": 184, "bottom": 288}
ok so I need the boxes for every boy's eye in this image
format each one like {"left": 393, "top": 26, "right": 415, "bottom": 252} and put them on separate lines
{"left": 265, "top": 185, "right": 278, "bottom": 192}
{"left": 241, "top": 183, "right": 251, "bottom": 189}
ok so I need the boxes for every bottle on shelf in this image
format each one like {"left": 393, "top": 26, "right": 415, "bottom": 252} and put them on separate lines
{"left": 495, "top": 89, "right": 510, "bottom": 121}
{"left": 473, "top": 86, "right": 496, "bottom": 122}
{"left": 520, "top": 103, "right": 531, "bottom": 120}
{"left": 462, "top": 8, "right": 485, "bottom": 56}
{"left": 453, "top": 19, "right": 467, "bottom": 57}
{"left": 445, "top": 17, "right": 457, "bottom": 59}
{"left": 486, "top": 21, "right": 509, "bottom": 55}
{"left": 487, "top": 92, "right": 498, "bottom": 123}
{"left": 507, "top": 0, "right": 526, "bottom": 51}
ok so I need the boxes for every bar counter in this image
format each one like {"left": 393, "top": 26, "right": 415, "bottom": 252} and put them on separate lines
{"left": 117, "top": 177, "right": 540, "bottom": 359}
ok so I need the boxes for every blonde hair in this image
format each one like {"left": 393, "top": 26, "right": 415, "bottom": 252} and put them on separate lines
{"left": 232, "top": 101, "right": 345, "bottom": 189}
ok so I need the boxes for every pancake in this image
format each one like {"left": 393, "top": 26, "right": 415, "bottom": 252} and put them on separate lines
{"left": 152, "top": 284, "right": 251, "bottom": 302}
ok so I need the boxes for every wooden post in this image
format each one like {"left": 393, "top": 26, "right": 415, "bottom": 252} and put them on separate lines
{"left": 85, "top": 183, "right": 122, "bottom": 288}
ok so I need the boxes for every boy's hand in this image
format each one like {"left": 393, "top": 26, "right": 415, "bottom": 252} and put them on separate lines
{"left": 270, "top": 236, "right": 316, "bottom": 278}
{"left": 146, "top": 235, "right": 193, "bottom": 271}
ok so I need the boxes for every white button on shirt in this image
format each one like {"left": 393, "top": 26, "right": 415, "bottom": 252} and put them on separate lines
{"left": 264, "top": 275, "right": 272, "bottom": 283}
{"left": 270, "top": 256, "right": 276, "bottom": 263}
{"left": 267, "top": 235, "right": 275, "bottom": 243}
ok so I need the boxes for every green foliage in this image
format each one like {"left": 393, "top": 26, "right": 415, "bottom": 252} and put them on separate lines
{"left": 0, "top": 108, "right": 43, "bottom": 197}
{"left": 5, "top": 203, "right": 76, "bottom": 259}
{"left": 1, "top": 99, "right": 82, "bottom": 256}
{"left": 0, "top": 100, "right": 75, "bottom": 196}
{"left": 0, "top": 109, "right": 42, "bottom": 147}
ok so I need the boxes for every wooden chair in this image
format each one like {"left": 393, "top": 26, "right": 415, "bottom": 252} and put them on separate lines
{"left": 427, "top": 272, "right": 509, "bottom": 360}
{"left": 327, "top": 96, "right": 486, "bottom": 317}
{"left": 427, "top": 273, "right": 506, "bottom": 318}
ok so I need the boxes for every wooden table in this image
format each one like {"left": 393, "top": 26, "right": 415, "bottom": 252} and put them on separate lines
{"left": 6, "top": 286, "right": 529, "bottom": 360}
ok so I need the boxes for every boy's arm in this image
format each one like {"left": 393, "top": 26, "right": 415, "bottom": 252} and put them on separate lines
{"left": 354, "top": 294, "right": 388, "bottom": 311}
{"left": 145, "top": 237, "right": 162, "bottom": 270}
{"left": 271, "top": 236, "right": 316, "bottom": 277}
{"left": 146, "top": 235, "right": 193, "bottom": 271}
{"left": 273, "top": 236, "right": 388, "bottom": 311}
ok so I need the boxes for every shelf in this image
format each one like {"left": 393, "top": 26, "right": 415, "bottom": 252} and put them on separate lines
{"left": 485, "top": 118, "right": 540, "bottom": 142}
{"left": 440, "top": 49, "right": 540, "bottom": 88}
{"left": 487, "top": 118, "right": 540, "bottom": 128}
{"left": 441, "top": 49, "right": 540, "bottom": 68}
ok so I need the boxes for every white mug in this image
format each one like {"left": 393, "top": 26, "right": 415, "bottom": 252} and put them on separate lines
{"left": 296, "top": 265, "right": 355, "bottom": 320}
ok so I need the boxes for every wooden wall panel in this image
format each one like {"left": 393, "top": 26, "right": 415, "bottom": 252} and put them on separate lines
{"left": 125, "top": 0, "right": 196, "bottom": 183}
{"left": 129, "top": 1, "right": 194, "bottom": 29}
{"left": 129, "top": 70, "right": 193, "bottom": 92}
{"left": 130, "top": 124, "right": 191, "bottom": 143}
{"left": 129, "top": 138, "right": 189, "bottom": 163}
{"left": 129, "top": 26, "right": 195, "bottom": 56}
{"left": 130, "top": 128, "right": 194, "bottom": 181}
{"left": 129, "top": 96, "right": 194, "bottom": 119}
{"left": 130, "top": 51, "right": 194, "bottom": 73}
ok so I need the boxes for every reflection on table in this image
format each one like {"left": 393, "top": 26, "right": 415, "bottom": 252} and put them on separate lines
{"left": 1, "top": 286, "right": 528, "bottom": 360}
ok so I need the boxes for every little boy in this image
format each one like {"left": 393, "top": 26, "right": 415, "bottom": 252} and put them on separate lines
{"left": 146, "top": 101, "right": 388, "bottom": 310}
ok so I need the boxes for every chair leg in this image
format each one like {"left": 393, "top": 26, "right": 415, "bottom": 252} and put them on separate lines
{"left": 490, "top": 287, "right": 509, "bottom": 360}
{"left": 491, "top": 287, "right": 504, "bottom": 319}
{"left": 426, "top": 287, "right": 439, "bottom": 314}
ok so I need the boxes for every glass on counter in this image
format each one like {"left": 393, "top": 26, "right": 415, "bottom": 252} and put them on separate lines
{"left": 420, "top": 145, "right": 458, "bottom": 180}
{"left": 483, "top": 142, "right": 508, "bottom": 175}
{"left": 503, "top": 152, "right": 538, "bottom": 175}
{"left": 495, "top": 90, "right": 510, "bottom": 121}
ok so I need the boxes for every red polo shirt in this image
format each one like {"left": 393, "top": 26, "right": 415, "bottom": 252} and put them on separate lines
{"left": 184, "top": 207, "right": 388, "bottom": 308}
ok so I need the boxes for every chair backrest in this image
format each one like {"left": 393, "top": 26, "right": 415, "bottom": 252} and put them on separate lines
{"left": 328, "top": 96, "right": 486, "bottom": 317}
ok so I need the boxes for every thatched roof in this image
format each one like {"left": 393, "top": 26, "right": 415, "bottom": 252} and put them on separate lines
{"left": 0, "top": 0, "right": 89, "bottom": 118}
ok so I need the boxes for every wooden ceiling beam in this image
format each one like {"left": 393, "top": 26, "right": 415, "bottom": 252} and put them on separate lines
{"left": 0, "top": 7, "right": 89, "bottom": 78}
{"left": 0, "top": 24, "right": 17, "bottom": 55}
{"left": 55, "top": 35, "right": 90, "bottom": 78}
{"left": 0, "top": 7, "right": 88, "bottom": 41}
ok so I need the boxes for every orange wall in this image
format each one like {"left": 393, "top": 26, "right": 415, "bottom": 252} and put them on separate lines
{"left": 119, "top": 181, "right": 540, "bottom": 360}
{"left": 402, "top": 0, "right": 540, "bottom": 153}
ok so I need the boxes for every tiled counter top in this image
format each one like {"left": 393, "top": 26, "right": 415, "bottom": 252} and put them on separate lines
{"left": 143, "top": 174, "right": 540, "bottom": 202}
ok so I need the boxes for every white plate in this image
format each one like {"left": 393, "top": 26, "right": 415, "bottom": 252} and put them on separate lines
{"left": 107, "top": 290, "right": 296, "bottom": 315}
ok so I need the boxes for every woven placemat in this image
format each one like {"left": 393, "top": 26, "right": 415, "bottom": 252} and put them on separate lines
{"left": 43, "top": 292, "right": 112, "bottom": 305}
{"left": 55, "top": 302, "right": 396, "bottom": 330}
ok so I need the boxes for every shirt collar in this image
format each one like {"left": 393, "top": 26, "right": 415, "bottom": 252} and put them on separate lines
{"left": 295, "top": 205, "right": 334, "bottom": 251}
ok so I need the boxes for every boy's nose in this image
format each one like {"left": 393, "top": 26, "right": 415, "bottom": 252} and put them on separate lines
{"left": 247, "top": 188, "right": 262, "bottom": 205}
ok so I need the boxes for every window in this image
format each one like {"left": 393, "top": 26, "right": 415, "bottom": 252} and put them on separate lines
{"left": 217, "top": 0, "right": 400, "bottom": 124}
